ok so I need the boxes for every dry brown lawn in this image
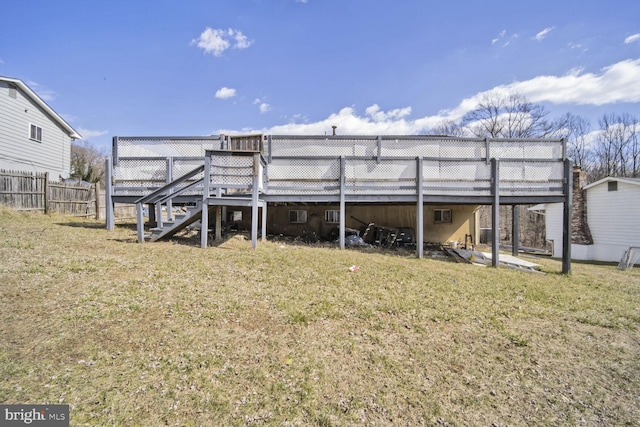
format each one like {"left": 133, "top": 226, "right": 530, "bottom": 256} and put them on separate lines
{"left": 1, "top": 207, "right": 639, "bottom": 426}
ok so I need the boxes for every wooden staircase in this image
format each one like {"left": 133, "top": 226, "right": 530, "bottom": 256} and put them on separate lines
{"left": 147, "top": 202, "right": 206, "bottom": 242}
{"left": 135, "top": 150, "right": 267, "bottom": 248}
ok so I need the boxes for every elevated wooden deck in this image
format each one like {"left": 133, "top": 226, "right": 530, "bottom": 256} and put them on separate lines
{"left": 106, "top": 135, "right": 573, "bottom": 272}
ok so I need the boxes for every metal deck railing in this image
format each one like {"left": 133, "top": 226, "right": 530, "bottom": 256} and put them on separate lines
{"left": 109, "top": 135, "right": 566, "bottom": 203}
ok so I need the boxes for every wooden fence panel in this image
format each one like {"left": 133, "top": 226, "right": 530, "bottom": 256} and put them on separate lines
{"left": 0, "top": 170, "right": 47, "bottom": 211}
{"left": 0, "top": 169, "right": 99, "bottom": 218}
{"left": 49, "top": 182, "right": 96, "bottom": 217}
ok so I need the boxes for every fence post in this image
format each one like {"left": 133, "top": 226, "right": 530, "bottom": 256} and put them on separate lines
{"left": 44, "top": 172, "right": 50, "bottom": 214}
{"left": 105, "top": 157, "right": 115, "bottom": 230}
{"left": 95, "top": 184, "right": 101, "bottom": 220}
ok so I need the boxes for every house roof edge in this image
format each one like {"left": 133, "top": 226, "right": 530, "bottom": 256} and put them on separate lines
{"left": 583, "top": 176, "right": 640, "bottom": 190}
{"left": 0, "top": 75, "right": 82, "bottom": 140}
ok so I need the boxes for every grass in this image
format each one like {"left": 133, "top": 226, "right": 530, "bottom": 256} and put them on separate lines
{"left": 1, "top": 206, "right": 639, "bottom": 426}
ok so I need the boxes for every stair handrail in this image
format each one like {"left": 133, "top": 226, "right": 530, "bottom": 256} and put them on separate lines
{"left": 136, "top": 165, "right": 205, "bottom": 242}
{"left": 135, "top": 165, "right": 205, "bottom": 205}
{"left": 154, "top": 178, "right": 204, "bottom": 206}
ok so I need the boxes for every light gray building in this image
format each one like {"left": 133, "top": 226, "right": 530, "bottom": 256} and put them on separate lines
{"left": 544, "top": 176, "right": 640, "bottom": 263}
{"left": 0, "top": 76, "right": 81, "bottom": 178}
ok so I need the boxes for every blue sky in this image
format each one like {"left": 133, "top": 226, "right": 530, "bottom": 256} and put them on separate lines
{"left": 2, "top": 0, "right": 639, "bottom": 151}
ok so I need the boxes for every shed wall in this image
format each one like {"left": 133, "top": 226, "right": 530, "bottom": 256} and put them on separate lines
{"left": 548, "top": 181, "right": 640, "bottom": 262}
{"left": 546, "top": 203, "right": 563, "bottom": 258}
{"left": 584, "top": 181, "right": 640, "bottom": 262}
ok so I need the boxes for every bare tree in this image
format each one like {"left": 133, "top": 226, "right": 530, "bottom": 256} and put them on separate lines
{"left": 559, "top": 113, "right": 593, "bottom": 170}
{"left": 428, "top": 119, "right": 467, "bottom": 137}
{"left": 592, "top": 113, "right": 639, "bottom": 180}
{"left": 463, "top": 92, "right": 506, "bottom": 138}
{"left": 462, "top": 91, "right": 561, "bottom": 138}
{"left": 70, "top": 141, "right": 106, "bottom": 185}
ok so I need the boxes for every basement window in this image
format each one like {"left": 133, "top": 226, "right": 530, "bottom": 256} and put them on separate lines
{"left": 608, "top": 181, "right": 618, "bottom": 192}
{"left": 324, "top": 210, "right": 340, "bottom": 223}
{"left": 228, "top": 211, "right": 242, "bottom": 222}
{"left": 29, "top": 124, "right": 43, "bottom": 142}
{"left": 289, "top": 209, "right": 307, "bottom": 224}
{"left": 434, "top": 209, "right": 452, "bottom": 223}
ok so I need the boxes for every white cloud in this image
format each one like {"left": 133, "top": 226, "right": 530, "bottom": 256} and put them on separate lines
{"left": 215, "top": 87, "right": 237, "bottom": 99}
{"left": 440, "top": 59, "right": 640, "bottom": 120}
{"left": 259, "top": 103, "right": 271, "bottom": 114}
{"left": 254, "top": 98, "right": 271, "bottom": 113}
{"left": 534, "top": 27, "right": 555, "bottom": 41}
{"left": 365, "top": 104, "right": 412, "bottom": 121}
{"left": 507, "top": 58, "right": 640, "bottom": 105}
{"left": 219, "top": 104, "right": 437, "bottom": 136}
{"left": 624, "top": 33, "right": 640, "bottom": 44}
{"left": 492, "top": 31, "right": 518, "bottom": 48}
{"left": 77, "top": 128, "right": 109, "bottom": 140}
{"left": 217, "top": 58, "right": 640, "bottom": 136}
{"left": 192, "top": 28, "right": 253, "bottom": 56}
{"left": 492, "top": 30, "right": 507, "bottom": 45}
{"left": 233, "top": 31, "right": 252, "bottom": 50}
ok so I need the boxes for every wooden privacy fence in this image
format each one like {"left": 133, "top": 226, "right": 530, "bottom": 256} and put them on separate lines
{"left": 0, "top": 170, "right": 101, "bottom": 218}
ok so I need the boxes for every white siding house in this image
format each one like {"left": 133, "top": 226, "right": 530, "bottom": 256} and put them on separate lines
{"left": 0, "top": 76, "right": 81, "bottom": 178}
{"left": 546, "top": 177, "right": 640, "bottom": 262}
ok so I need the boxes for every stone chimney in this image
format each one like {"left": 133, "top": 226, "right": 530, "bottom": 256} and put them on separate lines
{"left": 571, "top": 167, "right": 593, "bottom": 244}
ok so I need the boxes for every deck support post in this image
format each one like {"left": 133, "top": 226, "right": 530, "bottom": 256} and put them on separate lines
{"left": 148, "top": 203, "right": 156, "bottom": 227}
{"left": 261, "top": 203, "right": 267, "bottom": 242}
{"left": 416, "top": 157, "right": 424, "bottom": 258}
{"left": 251, "top": 153, "right": 260, "bottom": 249}
{"left": 215, "top": 206, "right": 222, "bottom": 242}
{"left": 201, "top": 154, "right": 211, "bottom": 249}
{"left": 105, "top": 156, "right": 115, "bottom": 231}
{"left": 136, "top": 202, "right": 144, "bottom": 242}
{"left": 562, "top": 159, "right": 572, "bottom": 274}
{"left": 491, "top": 158, "right": 500, "bottom": 267}
{"left": 166, "top": 157, "right": 173, "bottom": 222}
{"left": 155, "top": 202, "right": 163, "bottom": 229}
{"left": 339, "top": 156, "right": 346, "bottom": 250}
{"left": 512, "top": 205, "right": 520, "bottom": 256}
